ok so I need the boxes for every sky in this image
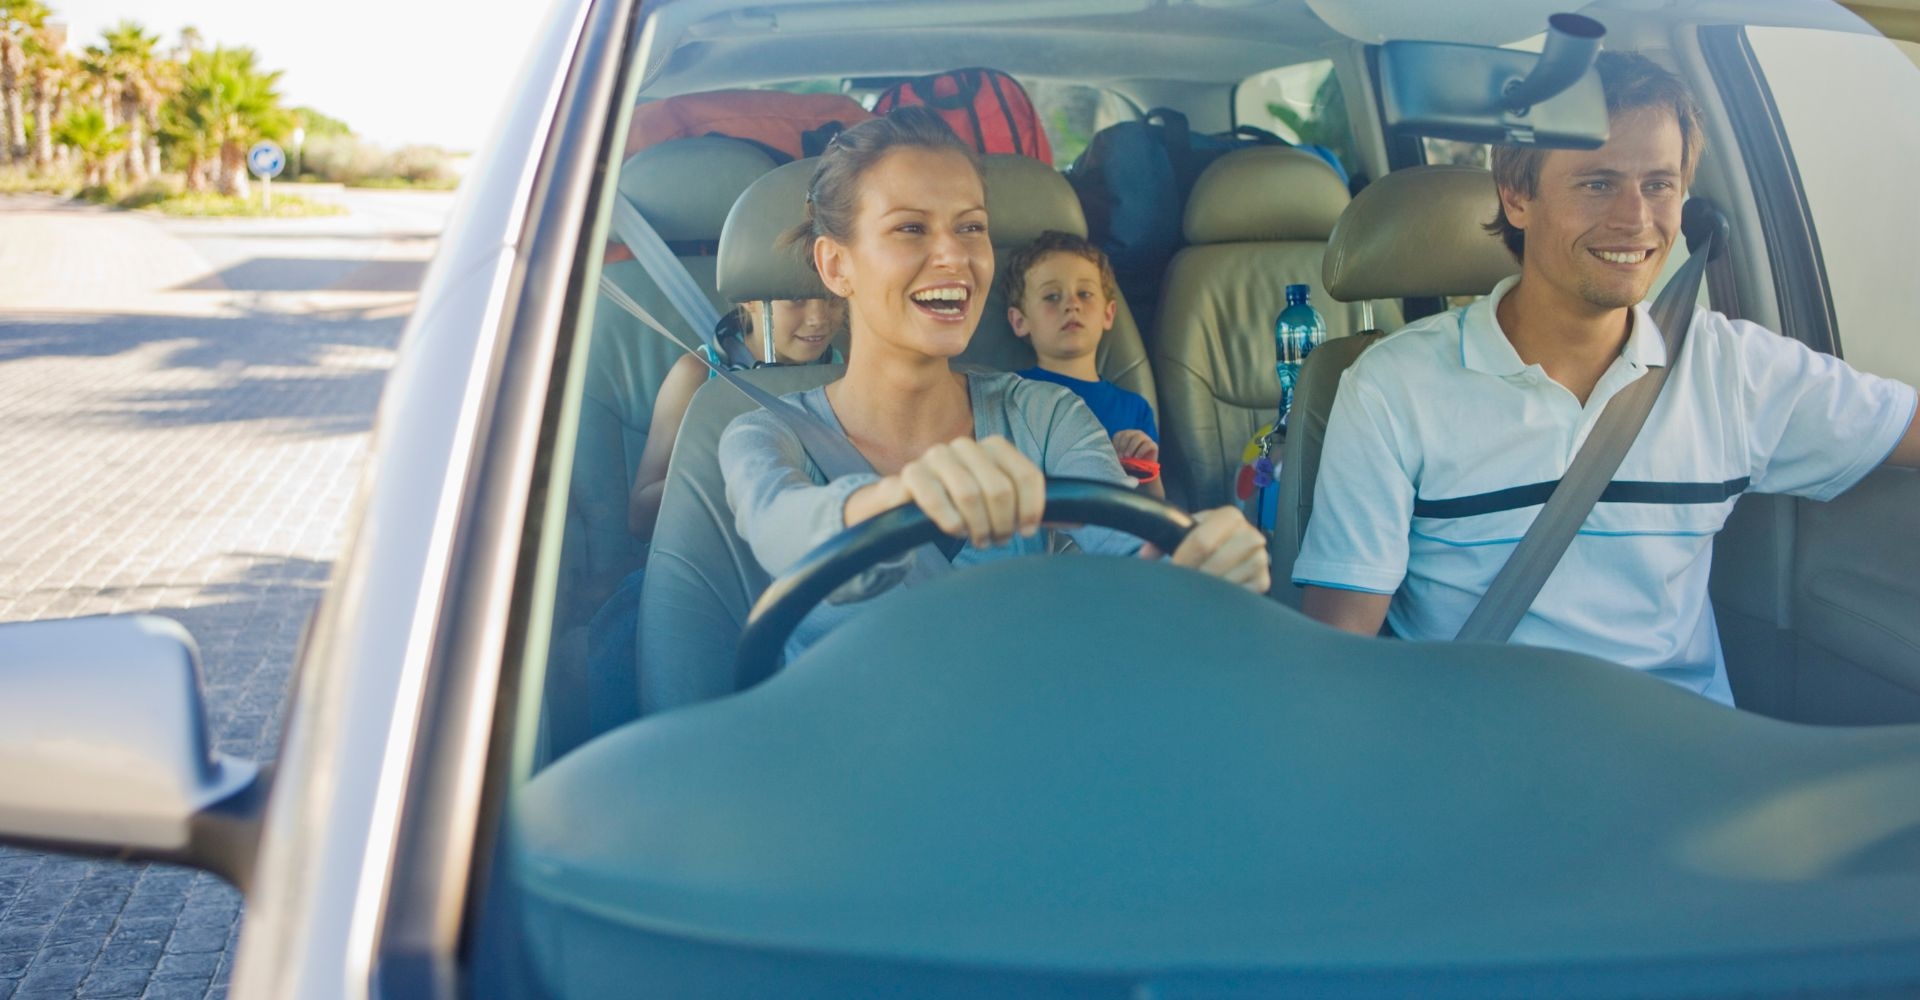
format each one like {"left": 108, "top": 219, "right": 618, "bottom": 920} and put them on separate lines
{"left": 45, "top": 0, "right": 557, "bottom": 152}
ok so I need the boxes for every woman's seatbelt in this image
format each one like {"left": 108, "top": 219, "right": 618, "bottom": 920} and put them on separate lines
{"left": 1455, "top": 200, "right": 1726, "bottom": 643}
{"left": 607, "top": 194, "right": 749, "bottom": 372}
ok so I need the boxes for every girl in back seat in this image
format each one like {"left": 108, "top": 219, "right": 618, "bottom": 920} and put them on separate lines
{"left": 628, "top": 297, "right": 845, "bottom": 540}
{"left": 720, "top": 107, "right": 1269, "bottom": 661}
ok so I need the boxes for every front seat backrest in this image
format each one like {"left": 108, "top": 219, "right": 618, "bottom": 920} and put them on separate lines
{"left": 640, "top": 365, "right": 845, "bottom": 714}
{"left": 716, "top": 157, "right": 831, "bottom": 302}
{"left": 959, "top": 154, "right": 1158, "bottom": 418}
{"left": 641, "top": 154, "right": 839, "bottom": 715}
{"left": 1270, "top": 165, "right": 1518, "bottom": 609}
{"left": 565, "top": 137, "right": 778, "bottom": 623}
{"left": 1152, "top": 145, "right": 1394, "bottom": 511}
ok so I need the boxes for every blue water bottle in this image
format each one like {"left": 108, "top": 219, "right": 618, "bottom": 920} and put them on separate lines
{"left": 1274, "top": 283, "right": 1327, "bottom": 432}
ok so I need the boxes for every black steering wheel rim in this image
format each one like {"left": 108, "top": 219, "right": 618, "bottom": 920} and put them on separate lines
{"left": 735, "top": 478, "right": 1195, "bottom": 691}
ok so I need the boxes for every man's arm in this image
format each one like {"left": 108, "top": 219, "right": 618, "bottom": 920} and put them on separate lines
{"left": 1290, "top": 374, "right": 1414, "bottom": 631}
{"left": 1887, "top": 408, "right": 1920, "bottom": 468}
{"left": 1301, "top": 586, "right": 1391, "bottom": 636}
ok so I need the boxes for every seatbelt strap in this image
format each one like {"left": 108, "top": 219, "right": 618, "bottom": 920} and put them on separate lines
{"left": 599, "top": 274, "right": 866, "bottom": 476}
{"left": 1455, "top": 203, "right": 1723, "bottom": 643}
{"left": 598, "top": 274, "right": 962, "bottom": 569}
{"left": 607, "top": 193, "right": 728, "bottom": 361}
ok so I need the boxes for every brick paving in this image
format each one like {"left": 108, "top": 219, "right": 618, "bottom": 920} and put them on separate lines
{"left": 0, "top": 192, "right": 442, "bottom": 999}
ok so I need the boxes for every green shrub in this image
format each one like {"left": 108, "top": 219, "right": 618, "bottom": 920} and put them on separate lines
{"left": 0, "top": 166, "right": 81, "bottom": 195}
{"left": 118, "top": 176, "right": 186, "bottom": 209}
{"left": 385, "top": 144, "right": 456, "bottom": 185}
{"left": 144, "top": 191, "right": 348, "bottom": 218}
{"left": 301, "top": 133, "right": 385, "bottom": 185}
{"left": 298, "top": 134, "right": 459, "bottom": 188}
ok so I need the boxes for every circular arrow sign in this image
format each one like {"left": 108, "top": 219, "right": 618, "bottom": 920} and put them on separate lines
{"left": 248, "top": 140, "right": 286, "bottom": 180}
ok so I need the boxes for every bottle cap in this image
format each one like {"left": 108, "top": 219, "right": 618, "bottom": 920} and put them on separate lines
{"left": 1285, "top": 283, "right": 1310, "bottom": 303}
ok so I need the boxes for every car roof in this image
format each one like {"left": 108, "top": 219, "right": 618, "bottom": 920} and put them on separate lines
{"left": 632, "top": 0, "right": 1904, "bottom": 100}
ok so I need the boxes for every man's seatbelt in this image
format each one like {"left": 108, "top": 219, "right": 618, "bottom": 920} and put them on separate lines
{"left": 597, "top": 274, "right": 962, "bottom": 569}
{"left": 1455, "top": 200, "right": 1726, "bottom": 643}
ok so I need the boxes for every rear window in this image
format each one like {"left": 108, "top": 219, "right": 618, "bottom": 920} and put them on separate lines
{"left": 1234, "top": 59, "right": 1356, "bottom": 178}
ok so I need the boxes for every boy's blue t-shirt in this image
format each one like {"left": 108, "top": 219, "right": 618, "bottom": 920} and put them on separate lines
{"left": 1015, "top": 367, "right": 1158, "bottom": 442}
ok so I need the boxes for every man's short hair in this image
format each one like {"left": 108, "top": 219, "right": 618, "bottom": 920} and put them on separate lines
{"left": 1003, "top": 230, "right": 1120, "bottom": 309}
{"left": 1484, "top": 50, "right": 1707, "bottom": 261}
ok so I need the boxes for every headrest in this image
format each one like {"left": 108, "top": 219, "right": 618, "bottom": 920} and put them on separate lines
{"left": 1183, "top": 147, "right": 1350, "bottom": 245}
{"left": 619, "top": 136, "right": 780, "bottom": 242}
{"left": 1321, "top": 166, "right": 1519, "bottom": 302}
{"left": 716, "top": 157, "right": 829, "bottom": 303}
{"left": 983, "top": 154, "right": 1086, "bottom": 245}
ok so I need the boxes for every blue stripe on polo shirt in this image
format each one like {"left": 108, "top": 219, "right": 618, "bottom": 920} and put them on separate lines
{"left": 1412, "top": 527, "right": 1720, "bottom": 548}
{"left": 1293, "top": 577, "right": 1397, "bottom": 595}
{"left": 1412, "top": 476, "right": 1750, "bottom": 519}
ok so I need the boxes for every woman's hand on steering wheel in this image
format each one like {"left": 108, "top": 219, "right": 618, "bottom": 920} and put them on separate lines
{"left": 849, "top": 435, "right": 1045, "bottom": 549}
{"left": 852, "top": 436, "right": 1269, "bottom": 595}
{"left": 1142, "top": 506, "right": 1271, "bottom": 595}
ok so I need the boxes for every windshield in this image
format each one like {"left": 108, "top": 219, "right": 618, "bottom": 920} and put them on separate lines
{"left": 470, "top": 2, "right": 1920, "bottom": 995}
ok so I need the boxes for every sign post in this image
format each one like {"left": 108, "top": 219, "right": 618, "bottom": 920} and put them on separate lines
{"left": 248, "top": 140, "right": 286, "bottom": 211}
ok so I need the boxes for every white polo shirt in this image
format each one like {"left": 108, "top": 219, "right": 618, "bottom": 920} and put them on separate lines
{"left": 1293, "top": 276, "right": 1917, "bottom": 704}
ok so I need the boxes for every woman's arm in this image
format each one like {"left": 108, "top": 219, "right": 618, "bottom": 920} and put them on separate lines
{"left": 1024, "top": 382, "right": 1268, "bottom": 591}
{"left": 628, "top": 354, "right": 708, "bottom": 540}
{"left": 719, "top": 409, "right": 884, "bottom": 578}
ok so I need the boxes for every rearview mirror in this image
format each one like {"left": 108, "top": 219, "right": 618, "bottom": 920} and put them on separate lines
{"left": 0, "top": 615, "right": 263, "bottom": 888}
{"left": 1379, "top": 13, "right": 1610, "bottom": 148}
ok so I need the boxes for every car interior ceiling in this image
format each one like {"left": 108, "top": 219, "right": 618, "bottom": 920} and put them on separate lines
{"left": 538, "top": 0, "right": 1920, "bottom": 772}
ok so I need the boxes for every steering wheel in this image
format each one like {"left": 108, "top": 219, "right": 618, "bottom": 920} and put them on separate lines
{"left": 735, "top": 478, "right": 1197, "bottom": 690}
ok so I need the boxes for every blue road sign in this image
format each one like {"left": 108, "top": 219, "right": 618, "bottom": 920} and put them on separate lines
{"left": 248, "top": 141, "right": 286, "bottom": 180}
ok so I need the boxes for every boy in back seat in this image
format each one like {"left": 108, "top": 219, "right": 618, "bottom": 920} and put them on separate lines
{"left": 1006, "top": 231, "right": 1165, "bottom": 498}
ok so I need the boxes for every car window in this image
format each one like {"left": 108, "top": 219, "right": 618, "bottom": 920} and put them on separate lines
{"left": 1235, "top": 59, "right": 1356, "bottom": 178}
{"left": 1027, "top": 81, "right": 1135, "bottom": 167}
{"left": 1746, "top": 25, "right": 1920, "bottom": 386}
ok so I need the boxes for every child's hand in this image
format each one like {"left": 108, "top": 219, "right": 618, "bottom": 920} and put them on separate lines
{"left": 1112, "top": 429, "right": 1159, "bottom": 462}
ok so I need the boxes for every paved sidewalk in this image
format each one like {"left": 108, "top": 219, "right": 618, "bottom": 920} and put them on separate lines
{"left": 0, "top": 192, "right": 446, "bottom": 1000}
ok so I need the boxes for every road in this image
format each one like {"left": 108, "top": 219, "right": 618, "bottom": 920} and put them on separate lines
{"left": 0, "top": 186, "right": 456, "bottom": 1000}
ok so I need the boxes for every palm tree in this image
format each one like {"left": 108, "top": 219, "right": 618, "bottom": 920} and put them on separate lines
{"left": 0, "top": 0, "right": 52, "bottom": 163}
{"left": 99, "top": 20, "right": 164, "bottom": 185}
{"left": 26, "top": 19, "right": 70, "bottom": 171}
{"left": 76, "top": 42, "right": 118, "bottom": 180}
{"left": 53, "top": 102, "right": 126, "bottom": 187}
{"left": 168, "top": 45, "right": 287, "bottom": 197}
{"left": 172, "top": 24, "right": 202, "bottom": 62}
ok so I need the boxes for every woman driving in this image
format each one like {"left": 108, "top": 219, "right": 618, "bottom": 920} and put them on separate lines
{"left": 719, "top": 108, "right": 1270, "bottom": 659}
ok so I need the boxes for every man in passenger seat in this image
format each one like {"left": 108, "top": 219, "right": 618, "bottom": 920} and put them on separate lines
{"left": 1293, "top": 51, "right": 1920, "bottom": 704}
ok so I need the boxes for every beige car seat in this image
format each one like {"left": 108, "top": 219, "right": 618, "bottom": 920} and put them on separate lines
{"left": 563, "top": 136, "right": 779, "bottom": 623}
{"left": 959, "top": 154, "right": 1158, "bottom": 416}
{"left": 1269, "top": 165, "right": 1519, "bottom": 609}
{"left": 640, "top": 158, "right": 840, "bottom": 716}
{"left": 1151, "top": 145, "right": 1399, "bottom": 510}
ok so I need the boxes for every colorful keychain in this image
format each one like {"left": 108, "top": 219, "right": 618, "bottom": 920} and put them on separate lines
{"left": 1235, "top": 421, "right": 1282, "bottom": 532}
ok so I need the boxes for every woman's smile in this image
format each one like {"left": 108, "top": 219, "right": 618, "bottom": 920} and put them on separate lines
{"left": 819, "top": 145, "right": 993, "bottom": 361}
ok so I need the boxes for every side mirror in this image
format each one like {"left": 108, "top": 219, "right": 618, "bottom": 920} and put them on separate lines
{"left": 0, "top": 615, "right": 264, "bottom": 888}
{"left": 1378, "top": 14, "right": 1610, "bottom": 149}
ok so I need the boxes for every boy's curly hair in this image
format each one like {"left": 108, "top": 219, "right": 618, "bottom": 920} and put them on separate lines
{"left": 1003, "top": 230, "right": 1119, "bottom": 309}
